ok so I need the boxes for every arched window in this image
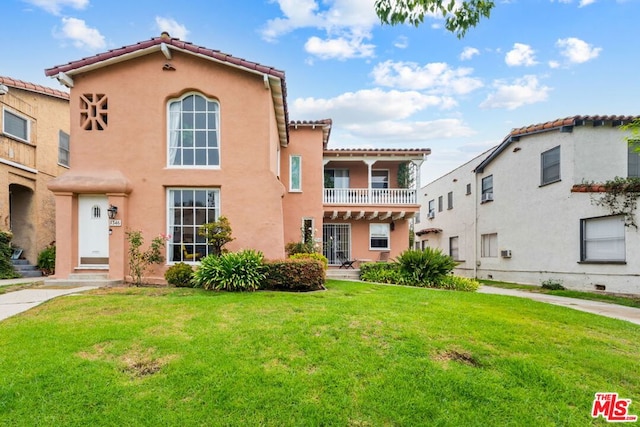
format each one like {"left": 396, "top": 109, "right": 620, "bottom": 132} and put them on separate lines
{"left": 167, "top": 93, "right": 220, "bottom": 167}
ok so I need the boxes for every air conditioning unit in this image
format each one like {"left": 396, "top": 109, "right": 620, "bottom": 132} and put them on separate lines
{"left": 427, "top": 211, "right": 435, "bottom": 219}
{"left": 500, "top": 250, "right": 512, "bottom": 258}
{"left": 481, "top": 192, "right": 494, "bottom": 203}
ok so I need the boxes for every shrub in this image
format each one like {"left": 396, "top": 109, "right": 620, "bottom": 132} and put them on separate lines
{"left": 285, "top": 241, "right": 315, "bottom": 256}
{"left": 289, "top": 252, "right": 328, "bottom": 270}
{"left": 541, "top": 279, "right": 565, "bottom": 291}
{"left": 37, "top": 242, "right": 56, "bottom": 276}
{"left": 126, "top": 231, "right": 168, "bottom": 286}
{"left": 359, "top": 262, "right": 404, "bottom": 284}
{"left": 263, "top": 259, "right": 325, "bottom": 292}
{"left": 436, "top": 275, "right": 480, "bottom": 292}
{"left": 193, "top": 249, "right": 266, "bottom": 291}
{"left": 198, "top": 216, "right": 234, "bottom": 256}
{"left": 164, "top": 262, "right": 194, "bottom": 287}
{"left": 396, "top": 248, "right": 456, "bottom": 286}
{"left": 0, "top": 231, "right": 18, "bottom": 279}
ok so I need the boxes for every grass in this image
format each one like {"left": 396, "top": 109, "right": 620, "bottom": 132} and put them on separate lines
{"left": 0, "top": 280, "right": 44, "bottom": 294}
{"left": 1, "top": 280, "right": 639, "bottom": 426}
{"left": 480, "top": 279, "right": 640, "bottom": 309}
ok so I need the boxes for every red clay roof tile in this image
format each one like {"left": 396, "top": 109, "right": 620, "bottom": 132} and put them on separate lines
{"left": 0, "top": 75, "right": 69, "bottom": 100}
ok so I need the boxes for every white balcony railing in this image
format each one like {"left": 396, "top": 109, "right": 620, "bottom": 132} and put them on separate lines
{"left": 324, "top": 188, "right": 417, "bottom": 205}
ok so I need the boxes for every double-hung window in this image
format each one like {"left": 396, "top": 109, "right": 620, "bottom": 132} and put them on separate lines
{"left": 481, "top": 233, "right": 498, "bottom": 257}
{"left": 447, "top": 192, "right": 453, "bottom": 210}
{"left": 449, "top": 236, "right": 459, "bottom": 260}
{"left": 628, "top": 143, "right": 640, "bottom": 178}
{"left": 168, "top": 188, "right": 220, "bottom": 262}
{"left": 581, "top": 216, "right": 625, "bottom": 262}
{"left": 371, "top": 170, "right": 389, "bottom": 189}
{"left": 3, "top": 108, "right": 29, "bottom": 142}
{"left": 428, "top": 199, "right": 435, "bottom": 218}
{"left": 438, "top": 196, "right": 443, "bottom": 212}
{"left": 481, "top": 175, "right": 493, "bottom": 202}
{"left": 168, "top": 93, "right": 220, "bottom": 167}
{"left": 370, "top": 223, "right": 390, "bottom": 250}
{"left": 58, "top": 130, "right": 70, "bottom": 167}
{"left": 541, "top": 146, "right": 561, "bottom": 185}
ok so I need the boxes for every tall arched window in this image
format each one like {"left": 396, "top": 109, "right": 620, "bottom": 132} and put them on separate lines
{"left": 168, "top": 93, "right": 220, "bottom": 167}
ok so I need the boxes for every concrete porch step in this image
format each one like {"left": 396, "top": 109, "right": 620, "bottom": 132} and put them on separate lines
{"left": 11, "top": 259, "right": 43, "bottom": 278}
{"left": 326, "top": 268, "right": 360, "bottom": 280}
{"left": 45, "top": 273, "right": 121, "bottom": 287}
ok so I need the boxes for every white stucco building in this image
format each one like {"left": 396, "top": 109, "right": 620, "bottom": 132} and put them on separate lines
{"left": 417, "top": 115, "right": 640, "bottom": 295}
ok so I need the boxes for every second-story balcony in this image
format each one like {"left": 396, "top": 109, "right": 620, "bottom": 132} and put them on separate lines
{"left": 324, "top": 188, "right": 417, "bottom": 205}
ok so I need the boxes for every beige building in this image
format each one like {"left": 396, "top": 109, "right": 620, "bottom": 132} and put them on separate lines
{"left": 0, "top": 76, "right": 70, "bottom": 266}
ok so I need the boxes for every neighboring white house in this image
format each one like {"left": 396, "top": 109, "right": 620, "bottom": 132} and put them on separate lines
{"left": 417, "top": 115, "right": 640, "bottom": 295}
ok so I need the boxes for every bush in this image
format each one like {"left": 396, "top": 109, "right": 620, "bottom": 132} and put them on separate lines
{"left": 359, "top": 262, "right": 404, "bottom": 284}
{"left": 541, "top": 279, "right": 565, "bottom": 291}
{"left": 0, "top": 231, "right": 18, "bottom": 279}
{"left": 289, "top": 252, "right": 328, "bottom": 270}
{"left": 285, "top": 241, "right": 315, "bottom": 256}
{"left": 193, "top": 250, "right": 266, "bottom": 292}
{"left": 396, "top": 248, "right": 456, "bottom": 286}
{"left": 37, "top": 242, "right": 56, "bottom": 276}
{"left": 436, "top": 275, "right": 480, "bottom": 292}
{"left": 164, "top": 262, "right": 194, "bottom": 287}
{"left": 263, "top": 259, "right": 325, "bottom": 292}
{"left": 198, "top": 216, "right": 234, "bottom": 257}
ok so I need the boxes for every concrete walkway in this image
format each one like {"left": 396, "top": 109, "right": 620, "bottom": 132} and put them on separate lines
{"left": 0, "top": 277, "right": 99, "bottom": 321}
{"left": 479, "top": 285, "right": 640, "bottom": 326}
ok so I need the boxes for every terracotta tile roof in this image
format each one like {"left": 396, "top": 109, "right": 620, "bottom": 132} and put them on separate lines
{"left": 475, "top": 115, "right": 640, "bottom": 173}
{"left": 0, "top": 75, "right": 69, "bottom": 100}
{"left": 416, "top": 228, "right": 442, "bottom": 236}
{"left": 44, "top": 33, "right": 285, "bottom": 80}
{"left": 290, "top": 119, "right": 333, "bottom": 146}
{"left": 324, "top": 147, "right": 431, "bottom": 156}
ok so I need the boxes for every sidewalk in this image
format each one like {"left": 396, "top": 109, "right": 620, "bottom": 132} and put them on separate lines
{"left": 478, "top": 286, "right": 640, "bottom": 326}
{"left": 0, "top": 278, "right": 99, "bottom": 321}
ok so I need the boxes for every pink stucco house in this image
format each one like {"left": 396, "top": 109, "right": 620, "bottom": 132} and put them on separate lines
{"left": 44, "top": 34, "right": 429, "bottom": 284}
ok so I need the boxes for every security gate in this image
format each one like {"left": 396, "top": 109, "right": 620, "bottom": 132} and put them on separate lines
{"left": 322, "top": 224, "right": 351, "bottom": 266}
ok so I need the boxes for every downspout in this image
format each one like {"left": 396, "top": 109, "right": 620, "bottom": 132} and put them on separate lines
{"left": 473, "top": 171, "right": 479, "bottom": 279}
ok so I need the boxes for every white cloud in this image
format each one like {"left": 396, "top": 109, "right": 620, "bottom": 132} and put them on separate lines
{"left": 291, "top": 88, "right": 456, "bottom": 124}
{"left": 262, "top": 0, "right": 378, "bottom": 60}
{"left": 394, "top": 36, "right": 409, "bottom": 49}
{"left": 556, "top": 37, "right": 601, "bottom": 64}
{"left": 372, "top": 60, "right": 483, "bottom": 95}
{"left": 305, "top": 35, "right": 374, "bottom": 60}
{"left": 460, "top": 47, "right": 480, "bottom": 61}
{"left": 505, "top": 43, "right": 537, "bottom": 67}
{"left": 24, "top": 0, "right": 87, "bottom": 15}
{"left": 345, "top": 119, "right": 476, "bottom": 141}
{"left": 480, "top": 75, "right": 551, "bottom": 110}
{"left": 57, "top": 17, "right": 105, "bottom": 50}
{"left": 548, "top": 60, "right": 560, "bottom": 69}
{"left": 155, "top": 17, "right": 189, "bottom": 40}
{"left": 579, "top": 0, "right": 596, "bottom": 6}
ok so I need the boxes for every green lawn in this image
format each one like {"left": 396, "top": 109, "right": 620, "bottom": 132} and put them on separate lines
{"left": 1, "top": 280, "right": 639, "bottom": 426}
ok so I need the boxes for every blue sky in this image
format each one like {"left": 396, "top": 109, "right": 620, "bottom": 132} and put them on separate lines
{"left": 2, "top": 0, "right": 638, "bottom": 183}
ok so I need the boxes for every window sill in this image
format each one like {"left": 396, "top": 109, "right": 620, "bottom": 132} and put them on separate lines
{"left": 2, "top": 133, "right": 33, "bottom": 146}
{"left": 539, "top": 179, "right": 561, "bottom": 188}
{"left": 578, "top": 261, "right": 626, "bottom": 265}
{"left": 480, "top": 199, "right": 493, "bottom": 204}
{"left": 289, "top": 190, "right": 302, "bottom": 193}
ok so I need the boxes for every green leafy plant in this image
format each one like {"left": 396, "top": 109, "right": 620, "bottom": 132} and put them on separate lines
{"left": 37, "top": 242, "right": 56, "bottom": 276}
{"left": 193, "top": 249, "right": 266, "bottom": 291}
{"left": 437, "top": 275, "right": 480, "bottom": 292}
{"left": 0, "top": 231, "right": 18, "bottom": 279}
{"left": 589, "top": 177, "right": 640, "bottom": 228}
{"left": 164, "top": 262, "right": 194, "bottom": 287}
{"left": 263, "top": 259, "right": 325, "bottom": 291}
{"left": 396, "top": 248, "right": 456, "bottom": 286}
{"left": 289, "top": 252, "right": 328, "bottom": 270}
{"left": 541, "top": 278, "right": 565, "bottom": 291}
{"left": 198, "top": 216, "right": 234, "bottom": 257}
{"left": 285, "top": 241, "right": 315, "bottom": 256}
{"left": 126, "top": 231, "right": 168, "bottom": 286}
{"left": 359, "top": 262, "right": 404, "bottom": 284}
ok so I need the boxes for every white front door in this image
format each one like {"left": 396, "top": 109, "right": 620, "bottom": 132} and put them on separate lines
{"left": 78, "top": 195, "right": 109, "bottom": 265}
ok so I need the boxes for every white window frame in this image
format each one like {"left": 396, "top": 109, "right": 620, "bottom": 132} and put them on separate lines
{"left": 628, "top": 143, "right": 640, "bottom": 178}
{"left": 541, "top": 146, "right": 561, "bottom": 185}
{"left": 581, "top": 215, "right": 625, "bottom": 263}
{"left": 290, "top": 155, "right": 302, "bottom": 192}
{"left": 167, "top": 92, "right": 220, "bottom": 169}
{"left": 2, "top": 107, "right": 30, "bottom": 143}
{"left": 449, "top": 236, "right": 459, "bottom": 260}
{"left": 481, "top": 175, "right": 493, "bottom": 202}
{"left": 302, "top": 217, "right": 314, "bottom": 245}
{"left": 58, "top": 130, "right": 70, "bottom": 167}
{"left": 371, "top": 169, "right": 389, "bottom": 189}
{"left": 447, "top": 191, "right": 453, "bottom": 210}
{"left": 481, "top": 233, "right": 498, "bottom": 258}
{"left": 369, "top": 223, "right": 390, "bottom": 250}
{"left": 167, "top": 188, "right": 220, "bottom": 264}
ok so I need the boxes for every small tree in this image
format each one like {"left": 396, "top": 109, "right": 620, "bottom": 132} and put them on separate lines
{"left": 198, "top": 216, "right": 234, "bottom": 257}
{"left": 126, "top": 230, "right": 167, "bottom": 286}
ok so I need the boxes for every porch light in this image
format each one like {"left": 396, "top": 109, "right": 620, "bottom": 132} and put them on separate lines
{"left": 107, "top": 204, "right": 118, "bottom": 219}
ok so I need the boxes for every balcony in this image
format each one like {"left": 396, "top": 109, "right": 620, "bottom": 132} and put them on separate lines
{"left": 324, "top": 188, "right": 417, "bottom": 205}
